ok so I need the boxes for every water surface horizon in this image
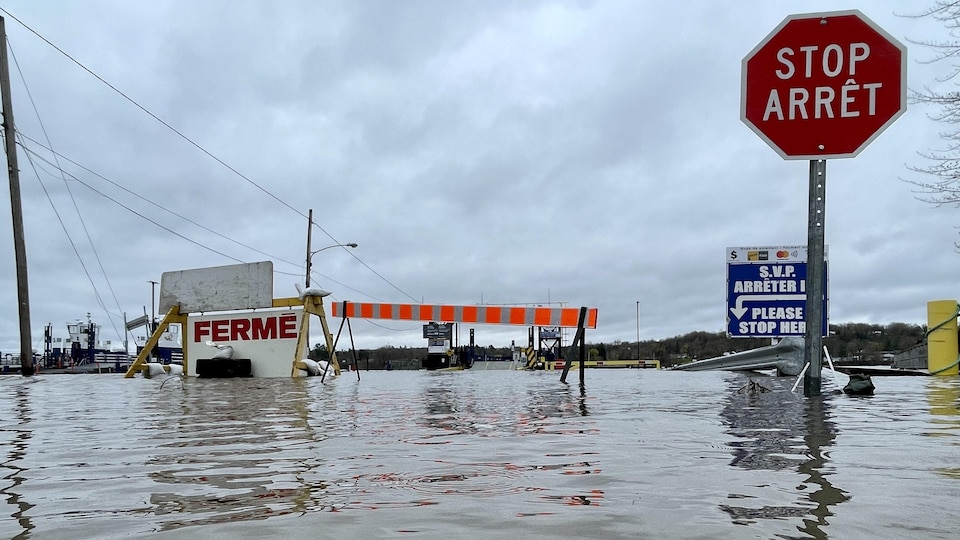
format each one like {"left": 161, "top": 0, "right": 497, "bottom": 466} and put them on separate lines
{"left": 1, "top": 369, "right": 958, "bottom": 538}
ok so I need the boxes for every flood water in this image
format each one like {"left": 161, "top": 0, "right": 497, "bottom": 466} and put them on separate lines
{"left": 1, "top": 368, "right": 958, "bottom": 539}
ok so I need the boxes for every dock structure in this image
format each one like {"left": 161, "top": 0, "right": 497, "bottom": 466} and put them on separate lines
{"left": 532, "top": 359, "right": 660, "bottom": 370}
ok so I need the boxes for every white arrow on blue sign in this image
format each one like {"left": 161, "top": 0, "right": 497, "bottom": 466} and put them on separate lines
{"left": 726, "top": 246, "right": 828, "bottom": 338}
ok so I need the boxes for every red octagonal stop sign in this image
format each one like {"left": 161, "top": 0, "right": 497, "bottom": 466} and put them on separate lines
{"left": 741, "top": 10, "right": 906, "bottom": 160}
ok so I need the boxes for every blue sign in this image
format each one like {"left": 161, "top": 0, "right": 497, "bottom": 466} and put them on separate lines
{"left": 726, "top": 261, "right": 827, "bottom": 338}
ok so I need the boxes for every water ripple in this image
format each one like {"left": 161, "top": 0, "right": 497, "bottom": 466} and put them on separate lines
{"left": 1, "top": 370, "right": 958, "bottom": 538}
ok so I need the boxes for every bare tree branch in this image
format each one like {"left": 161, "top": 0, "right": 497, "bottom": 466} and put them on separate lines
{"left": 900, "top": 2, "right": 960, "bottom": 244}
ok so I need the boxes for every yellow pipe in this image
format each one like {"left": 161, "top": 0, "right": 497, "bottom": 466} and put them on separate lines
{"left": 927, "top": 300, "right": 959, "bottom": 376}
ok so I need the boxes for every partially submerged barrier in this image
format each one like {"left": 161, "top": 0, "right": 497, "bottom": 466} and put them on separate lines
{"left": 671, "top": 336, "right": 805, "bottom": 376}
{"left": 125, "top": 262, "right": 341, "bottom": 379}
{"left": 676, "top": 299, "right": 960, "bottom": 379}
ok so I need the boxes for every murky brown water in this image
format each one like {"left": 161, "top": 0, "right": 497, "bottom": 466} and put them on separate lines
{"left": 1, "top": 369, "right": 958, "bottom": 539}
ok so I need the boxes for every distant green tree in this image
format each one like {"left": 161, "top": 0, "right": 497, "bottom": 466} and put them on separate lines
{"left": 309, "top": 343, "right": 329, "bottom": 361}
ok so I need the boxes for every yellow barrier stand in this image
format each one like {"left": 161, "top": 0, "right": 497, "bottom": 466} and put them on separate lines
{"left": 927, "top": 299, "right": 959, "bottom": 376}
{"left": 302, "top": 295, "right": 341, "bottom": 376}
{"left": 124, "top": 305, "right": 188, "bottom": 378}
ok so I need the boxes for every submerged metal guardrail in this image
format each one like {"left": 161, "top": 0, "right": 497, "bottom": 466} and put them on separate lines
{"left": 671, "top": 337, "right": 805, "bottom": 376}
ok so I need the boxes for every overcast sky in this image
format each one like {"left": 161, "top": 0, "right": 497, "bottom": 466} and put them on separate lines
{"left": 0, "top": 0, "right": 956, "bottom": 354}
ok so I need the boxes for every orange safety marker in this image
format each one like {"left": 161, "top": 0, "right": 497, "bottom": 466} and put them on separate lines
{"left": 330, "top": 302, "right": 598, "bottom": 329}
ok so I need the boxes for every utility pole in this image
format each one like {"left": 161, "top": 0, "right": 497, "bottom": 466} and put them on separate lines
{"left": 0, "top": 17, "right": 33, "bottom": 376}
{"left": 304, "top": 209, "right": 314, "bottom": 355}
{"left": 305, "top": 208, "right": 314, "bottom": 287}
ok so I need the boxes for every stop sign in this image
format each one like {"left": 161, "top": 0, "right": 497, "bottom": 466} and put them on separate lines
{"left": 741, "top": 10, "right": 906, "bottom": 160}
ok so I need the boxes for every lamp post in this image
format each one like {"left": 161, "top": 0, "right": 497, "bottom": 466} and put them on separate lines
{"left": 148, "top": 280, "right": 159, "bottom": 360}
{"left": 305, "top": 243, "right": 357, "bottom": 287}
{"left": 148, "top": 280, "right": 158, "bottom": 331}
{"left": 305, "top": 208, "right": 357, "bottom": 288}
{"left": 636, "top": 301, "right": 640, "bottom": 360}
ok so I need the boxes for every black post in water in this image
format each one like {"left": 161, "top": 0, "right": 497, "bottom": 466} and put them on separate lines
{"left": 560, "top": 307, "right": 588, "bottom": 384}
{"left": 578, "top": 307, "right": 587, "bottom": 385}
{"left": 346, "top": 317, "right": 360, "bottom": 381}
{"left": 803, "top": 159, "right": 826, "bottom": 396}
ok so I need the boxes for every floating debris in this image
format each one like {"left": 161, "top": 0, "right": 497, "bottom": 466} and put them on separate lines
{"left": 843, "top": 373, "right": 875, "bottom": 396}
{"left": 738, "top": 379, "right": 771, "bottom": 395}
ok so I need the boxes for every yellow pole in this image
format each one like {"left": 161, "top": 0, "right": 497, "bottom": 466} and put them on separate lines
{"left": 124, "top": 305, "right": 186, "bottom": 378}
{"left": 291, "top": 307, "right": 310, "bottom": 378}
{"left": 927, "top": 300, "right": 959, "bottom": 376}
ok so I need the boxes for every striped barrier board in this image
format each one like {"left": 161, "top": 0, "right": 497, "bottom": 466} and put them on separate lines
{"left": 329, "top": 302, "right": 598, "bottom": 329}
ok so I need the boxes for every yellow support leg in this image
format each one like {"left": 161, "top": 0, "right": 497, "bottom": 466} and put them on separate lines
{"left": 927, "top": 300, "right": 959, "bottom": 376}
{"left": 291, "top": 303, "right": 310, "bottom": 377}
{"left": 124, "top": 306, "right": 187, "bottom": 378}
{"left": 300, "top": 296, "right": 341, "bottom": 376}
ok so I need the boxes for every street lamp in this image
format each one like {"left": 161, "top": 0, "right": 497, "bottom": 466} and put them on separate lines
{"left": 305, "top": 243, "right": 357, "bottom": 287}
{"left": 636, "top": 301, "right": 640, "bottom": 360}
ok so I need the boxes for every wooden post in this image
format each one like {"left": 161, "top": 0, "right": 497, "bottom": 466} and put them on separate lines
{"left": 0, "top": 17, "right": 33, "bottom": 376}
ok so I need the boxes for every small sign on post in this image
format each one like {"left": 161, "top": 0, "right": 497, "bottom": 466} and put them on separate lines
{"left": 726, "top": 246, "right": 827, "bottom": 339}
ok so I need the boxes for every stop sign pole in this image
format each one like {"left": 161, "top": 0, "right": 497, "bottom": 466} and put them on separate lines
{"left": 806, "top": 158, "right": 826, "bottom": 396}
{"left": 741, "top": 10, "right": 906, "bottom": 395}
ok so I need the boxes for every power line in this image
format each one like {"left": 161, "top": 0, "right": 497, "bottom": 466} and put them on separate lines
{"left": 1, "top": 7, "right": 422, "bottom": 305}
{"left": 18, "top": 133, "right": 301, "bottom": 266}
{"left": 0, "top": 7, "right": 303, "bottom": 218}
{"left": 18, "top": 143, "right": 246, "bottom": 262}
{"left": 8, "top": 38, "right": 124, "bottom": 340}
{"left": 17, "top": 136, "right": 383, "bottom": 299}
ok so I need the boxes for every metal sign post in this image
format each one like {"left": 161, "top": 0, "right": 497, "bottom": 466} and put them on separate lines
{"left": 803, "top": 159, "right": 827, "bottom": 396}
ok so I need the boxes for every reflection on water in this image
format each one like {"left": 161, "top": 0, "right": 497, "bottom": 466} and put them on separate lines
{"left": 719, "top": 375, "right": 849, "bottom": 538}
{"left": 139, "top": 378, "right": 335, "bottom": 530}
{"left": 927, "top": 379, "right": 960, "bottom": 480}
{"left": 796, "top": 396, "right": 850, "bottom": 539}
{"left": 1, "top": 380, "right": 36, "bottom": 538}
{"left": 1, "top": 371, "right": 958, "bottom": 538}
